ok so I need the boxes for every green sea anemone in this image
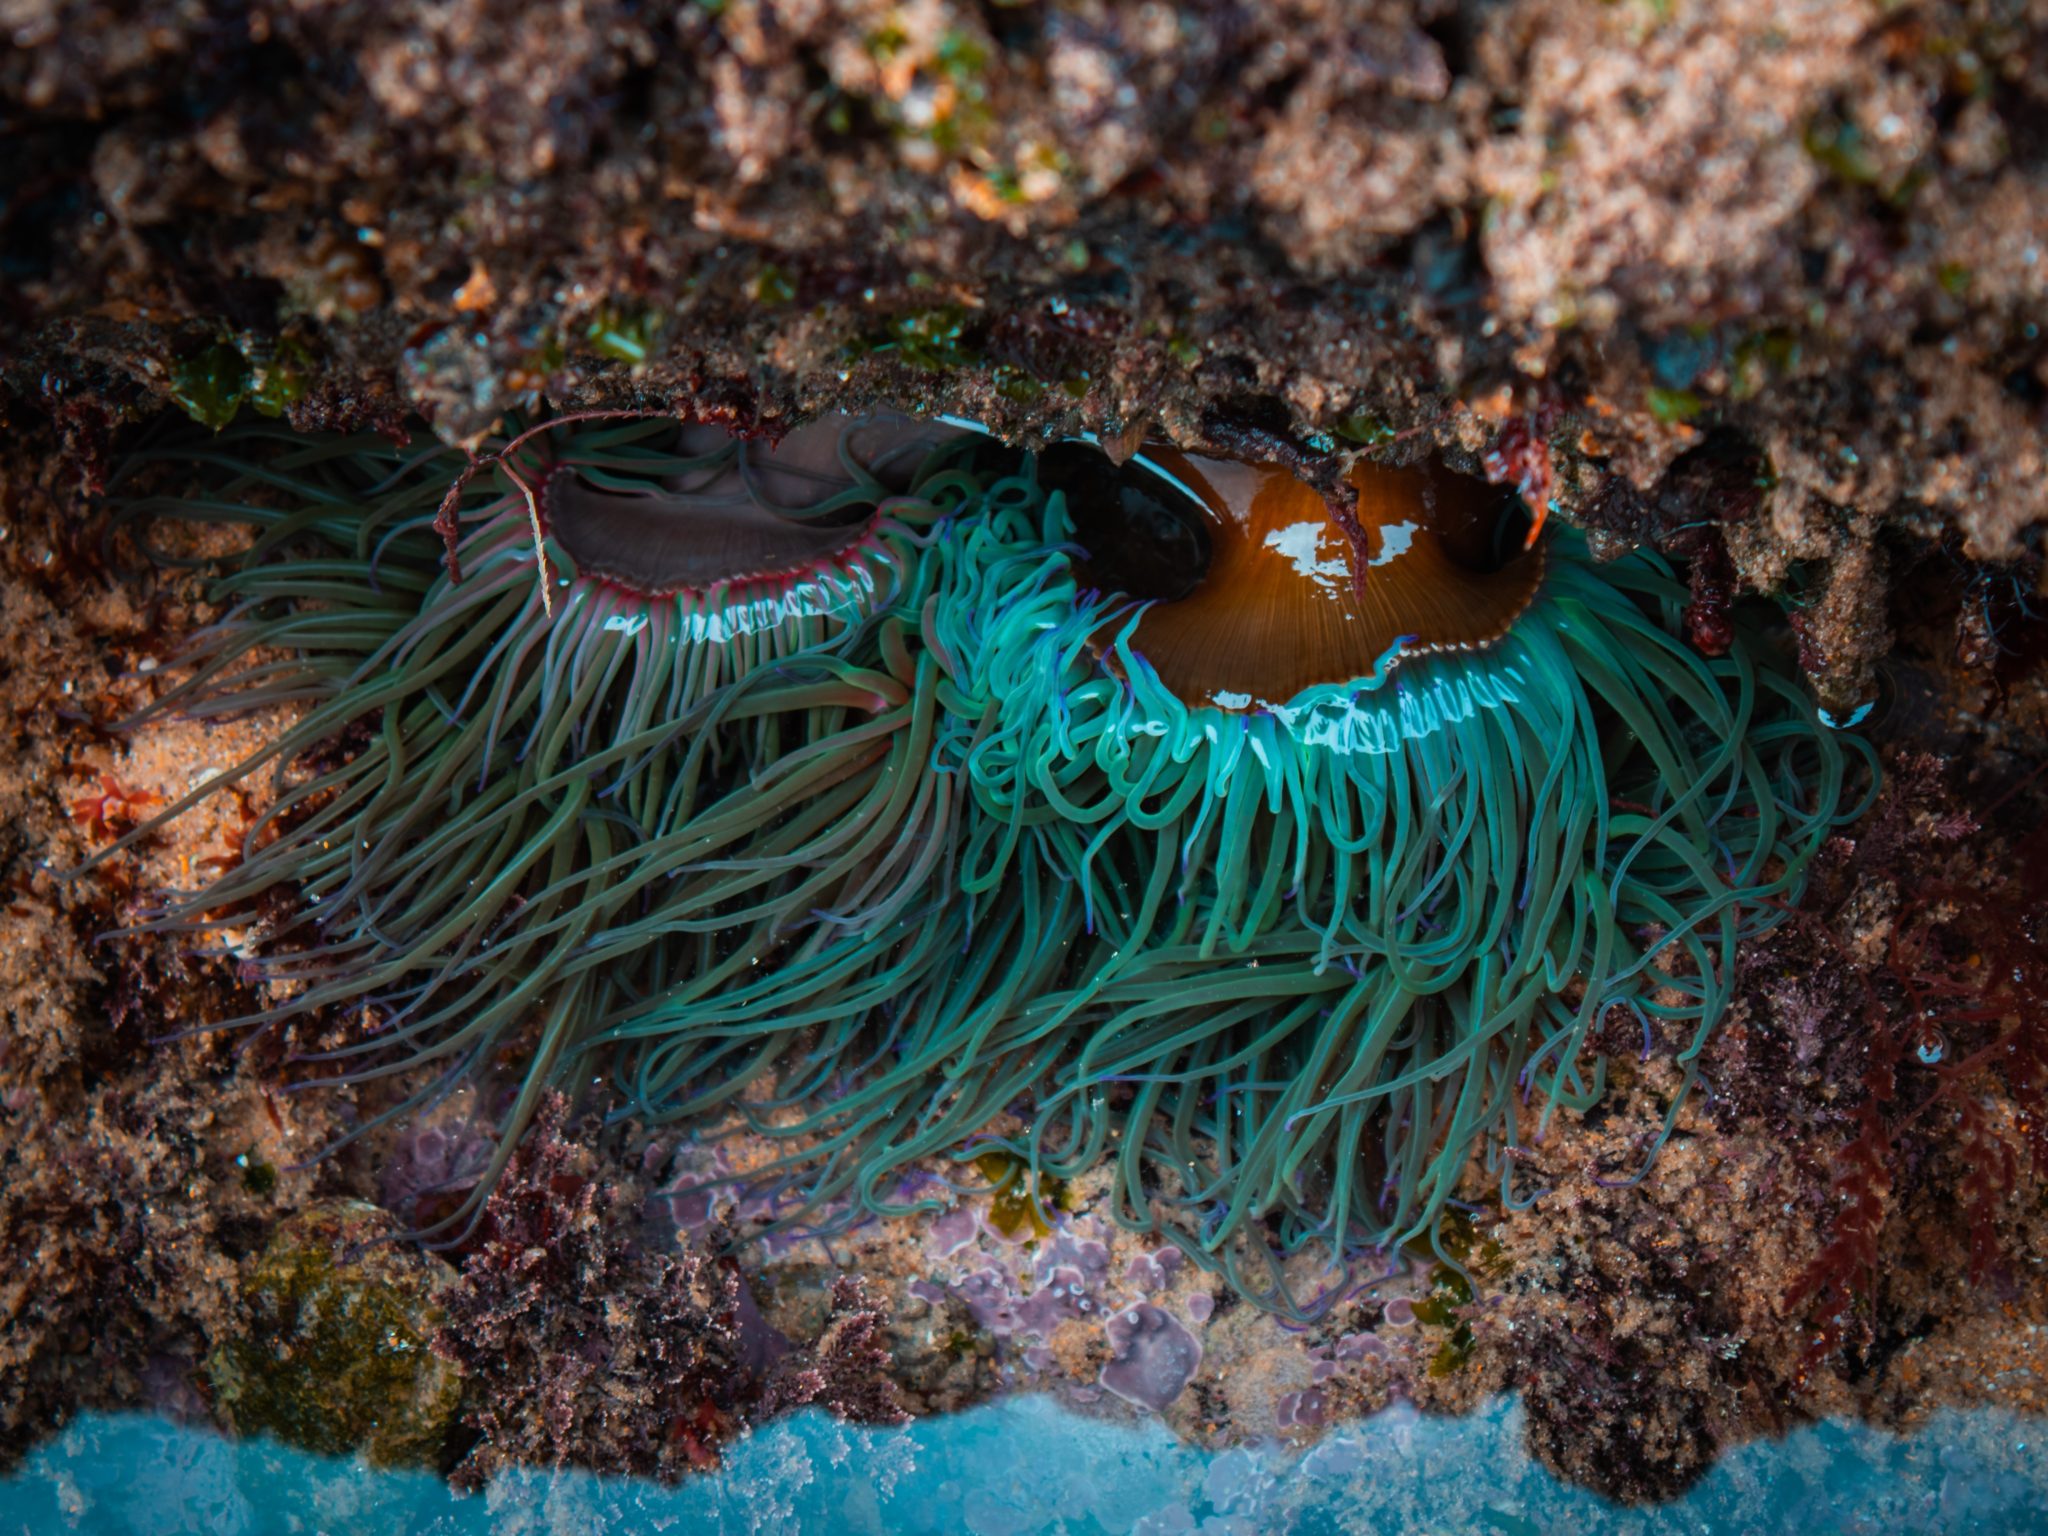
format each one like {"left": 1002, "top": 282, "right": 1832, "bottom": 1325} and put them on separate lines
{"left": 97, "top": 410, "right": 981, "bottom": 1223}
{"left": 908, "top": 442, "right": 1873, "bottom": 1302}
{"left": 97, "top": 411, "right": 1873, "bottom": 1308}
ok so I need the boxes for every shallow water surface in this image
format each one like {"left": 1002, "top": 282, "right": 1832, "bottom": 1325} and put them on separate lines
{"left": 3, "top": 1394, "right": 2037, "bottom": 1535}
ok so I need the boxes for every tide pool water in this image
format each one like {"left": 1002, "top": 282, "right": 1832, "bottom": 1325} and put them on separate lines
{"left": 2, "top": 1394, "right": 2038, "bottom": 1536}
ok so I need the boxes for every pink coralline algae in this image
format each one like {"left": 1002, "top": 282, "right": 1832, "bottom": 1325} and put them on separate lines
{"left": 942, "top": 1262, "right": 1093, "bottom": 1340}
{"left": 430, "top": 1097, "right": 745, "bottom": 1485}
{"left": 377, "top": 1086, "right": 495, "bottom": 1228}
{"left": 1274, "top": 1388, "right": 1329, "bottom": 1430}
{"left": 1311, "top": 1332, "right": 1390, "bottom": 1384}
{"left": 1125, "top": 1247, "right": 1185, "bottom": 1293}
{"left": 928, "top": 1204, "right": 981, "bottom": 1257}
{"left": 759, "top": 1275, "right": 909, "bottom": 1428}
{"left": 646, "top": 1143, "right": 850, "bottom": 1258}
{"left": 1277, "top": 1331, "right": 1398, "bottom": 1428}
{"left": 915, "top": 1221, "right": 1114, "bottom": 1347}
{"left": 1101, "top": 1303, "right": 1203, "bottom": 1413}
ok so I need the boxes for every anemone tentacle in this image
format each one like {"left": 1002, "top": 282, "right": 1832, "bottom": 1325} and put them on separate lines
{"left": 91, "top": 412, "right": 988, "bottom": 1228}
{"left": 99, "top": 414, "right": 1875, "bottom": 1311}
{"left": 912, "top": 449, "right": 1875, "bottom": 1296}
{"left": 577, "top": 457, "right": 1117, "bottom": 1231}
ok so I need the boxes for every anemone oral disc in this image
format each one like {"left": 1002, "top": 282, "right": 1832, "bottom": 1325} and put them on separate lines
{"left": 542, "top": 411, "right": 965, "bottom": 596}
{"left": 1104, "top": 447, "right": 1546, "bottom": 712}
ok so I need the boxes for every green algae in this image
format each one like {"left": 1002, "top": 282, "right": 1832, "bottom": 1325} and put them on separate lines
{"left": 235, "top": 1149, "right": 277, "bottom": 1198}
{"left": 973, "top": 1152, "right": 1068, "bottom": 1240}
{"left": 925, "top": 30, "right": 995, "bottom": 154}
{"left": 846, "top": 306, "right": 983, "bottom": 372}
{"left": 1730, "top": 329, "right": 1804, "bottom": 398}
{"left": 168, "top": 342, "right": 250, "bottom": 430}
{"left": 1646, "top": 386, "right": 1703, "bottom": 424}
{"left": 750, "top": 265, "right": 797, "bottom": 307}
{"left": 204, "top": 1201, "right": 463, "bottom": 1469}
{"left": 992, "top": 363, "right": 1049, "bottom": 402}
{"left": 245, "top": 337, "right": 313, "bottom": 418}
{"left": 1334, "top": 412, "right": 1398, "bottom": 447}
{"left": 169, "top": 334, "right": 312, "bottom": 428}
{"left": 584, "top": 304, "right": 667, "bottom": 365}
{"left": 1411, "top": 1212, "right": 1507, "bottom": 1378}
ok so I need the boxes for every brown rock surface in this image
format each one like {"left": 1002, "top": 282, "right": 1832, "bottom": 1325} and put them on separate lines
{"left": 3, "top": 0, "right": 2047, "bottom": 1507}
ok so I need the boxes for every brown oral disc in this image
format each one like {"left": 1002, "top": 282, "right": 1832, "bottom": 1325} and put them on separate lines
{"left": 542, "top": 411, "right": 964, "bottom": 597}
{"left": 1115, "top": 446, "right": 1546, "bottom": 711}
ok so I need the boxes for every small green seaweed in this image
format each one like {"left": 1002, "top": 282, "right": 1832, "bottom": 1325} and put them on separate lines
{"left": 1730, "top": 329, "right": 1804, "bottom": 400}
{"left": 1411, "top": 1264, "right": 1477, "bottom": 1377}
{"left": 992, "top": 363, "right": 1049, "bottom": 402}
{"left": 1409, "top": 1211, "right": 1500, "bottom": 1376}
{"left": 1646, "top": 386, "right": 1703, "bottom": 424}
{"left": 245, "top": 337, "right": 314, "bottom": 419}
{"left": 864, "top": 23, "right": 908, "bottom": 62}
{"left": 926, "top": 29, "right": 995, "bottom": 153}
{"left": 1803, "top": 114, "right": 1891, "bottom": 191}
{"left": 584, "top": 304, "right": 667, "bottom": 366}
{"left": 1334, "top": 412, "right": 1398, "bottom": 448}
{"left": 750, "top": 265, "right": 797, "bottom": 307}
{"left": 169, "top": 342, "right": 250, "bottom": 430}
{"left": 847, "top": 306, "right": 983, "bottom": 372}
{"left": 974, "top": 1151, "right": 1065, "bottom": 1240}
{"left": 236, "top": 1150, "right": 278, "bottom": 1197}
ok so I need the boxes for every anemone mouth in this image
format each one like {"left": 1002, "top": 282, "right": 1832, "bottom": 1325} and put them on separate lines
{"left": 1057, "top": 444, "right": 1545, "bottom": 712}
{"left": 540, "top": 411, "right": 964, "bottom": 598}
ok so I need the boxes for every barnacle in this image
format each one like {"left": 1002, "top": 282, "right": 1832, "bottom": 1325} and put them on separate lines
{"left": 97, "top": 409, "right": 1874, "bottom": 1307}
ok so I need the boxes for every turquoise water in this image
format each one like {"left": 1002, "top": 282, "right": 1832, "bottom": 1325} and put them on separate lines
{"left": 2, "top": 1395, "right": 2038, "bottom": 1535}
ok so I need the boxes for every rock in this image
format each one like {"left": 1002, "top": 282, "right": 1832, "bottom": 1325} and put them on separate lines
{"left": 203, "top": 1200, "right": 463, "bottom": 1468}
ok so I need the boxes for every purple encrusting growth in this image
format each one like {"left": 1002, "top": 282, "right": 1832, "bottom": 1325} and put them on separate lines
{"left": 1274, "top": 1387, "right": 1328, "bottom": 1429}
{"left": 928, "top": 1205, "right": 980, "bottom": 1257}
{"left": 1039, "top": 1229, "right": 1113, "bottom": 1290}
{"left": 946, "top": 1268, "right": 1077, "bottom": 1339}
{"left": 914, "top": 1202, "right": 1238, "bottom": 1396}
{"left": 648, "top": 1143, "right": 851, "bottom": 1258}
{"left": 1126, "top": 1247, "right": 1185, "bottom": 1293}
{"left": 1277, "top": 1330, "right": 1401, "bottom": 1428}
{"left": 919, "top": 1227, "right": 1114, "bottom": 1344}
{"left": 378, "top": 1087, "right": 495, "bottom": 1225}
{"left": 1100, "top": 1303, "right": 1203, "bottom": 1412}
{"left": 1311, "top": 1332, "right": 1390, "bottom": 1383}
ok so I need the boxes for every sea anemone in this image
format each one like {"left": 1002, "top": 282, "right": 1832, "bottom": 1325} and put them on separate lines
{"left": 99, "top": 409, "right": 1872, "bottom": 1309}
{"left": 914, "top": 441, "right": 1873, "bottom": 1302}
{"left": 96, "top": 410, "right": 980, "bottom": 1220}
